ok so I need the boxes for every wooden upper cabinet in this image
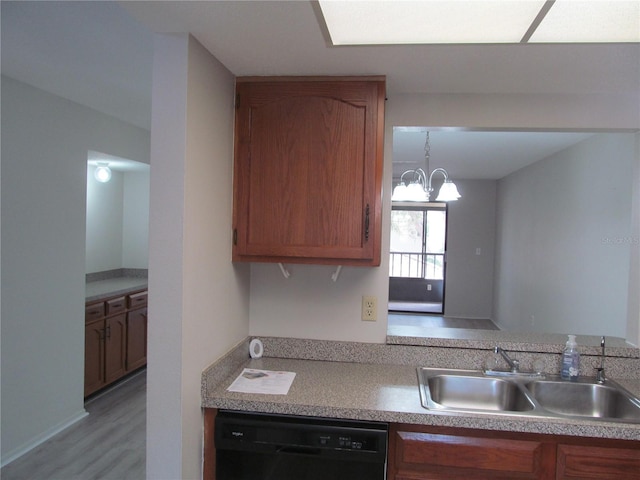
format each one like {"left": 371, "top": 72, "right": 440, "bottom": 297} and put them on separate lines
{"left": 232, "top": 77, "right": 385, "bottom": 266}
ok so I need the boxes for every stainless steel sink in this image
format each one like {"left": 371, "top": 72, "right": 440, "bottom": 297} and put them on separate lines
{"left": 417, "top": 367, "right": 640, "bottom": 423}
{"left": 525, "top": 379, "right": 640, "bottom": 421}
{"left": 426, "top": 372, "right": 534, "bottom": 412}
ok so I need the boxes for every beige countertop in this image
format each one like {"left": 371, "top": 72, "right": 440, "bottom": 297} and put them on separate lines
{"left": 202, "top": 354, "right": 640, "bottom": 441}
{"left": 85, "top": 277, "right": 147, "bottom": 303}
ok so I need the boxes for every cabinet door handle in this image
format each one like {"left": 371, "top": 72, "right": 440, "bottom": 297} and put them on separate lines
{"left": 364, "top": 203, "right": 370, "bottom": 242}
{"left": 106, "top": 325, "right": 111, "bottom": 339}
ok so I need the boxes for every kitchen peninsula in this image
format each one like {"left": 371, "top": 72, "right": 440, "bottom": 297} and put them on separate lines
{"left": 202, "top": 336, "right": 640, "bottom": 479}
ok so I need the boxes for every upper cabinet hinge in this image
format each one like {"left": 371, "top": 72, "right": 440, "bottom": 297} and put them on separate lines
{"left": 235, "top": 93, "right": 240, "bottom": 109}
{"left": 233, "top": 229, "right": 238, "bottom": 245}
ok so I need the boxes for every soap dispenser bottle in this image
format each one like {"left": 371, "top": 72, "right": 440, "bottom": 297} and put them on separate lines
{"left": 561, "top": 334, "right": 580, "bottom": 381}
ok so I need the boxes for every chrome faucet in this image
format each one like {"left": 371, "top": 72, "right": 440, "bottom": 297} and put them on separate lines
{"left": 595, "top": 336, "right": 606, "bottom": 384}
{"left": 494, "top": 346, "right": 520, "bottom": 373}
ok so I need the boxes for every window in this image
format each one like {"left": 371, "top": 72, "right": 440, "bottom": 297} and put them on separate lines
{"left": 389, "top": 202, "right": 447, "bottom": 313}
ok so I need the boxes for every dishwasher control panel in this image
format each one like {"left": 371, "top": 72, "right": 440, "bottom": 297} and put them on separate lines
{"left": 215, "top": 410, "right": 387, "bottom": 457}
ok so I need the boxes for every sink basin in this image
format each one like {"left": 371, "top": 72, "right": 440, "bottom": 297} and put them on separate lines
{"left": 418, "top": 368, "right": 535, "bottom": 412}
{"left": 417, "top": 368, "right": 640, "bottom": 423}
{"left": 525, "top": 379, "right": 640, "bottom": 421}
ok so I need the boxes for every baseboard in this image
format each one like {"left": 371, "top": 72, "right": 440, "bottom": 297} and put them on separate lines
{"left": 1, "top": 409, "right": 89, "bottom": 467}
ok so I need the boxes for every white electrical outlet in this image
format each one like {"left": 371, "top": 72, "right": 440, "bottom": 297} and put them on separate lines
{"left": 362, "top": 295, "right": 377, "bottom": 321}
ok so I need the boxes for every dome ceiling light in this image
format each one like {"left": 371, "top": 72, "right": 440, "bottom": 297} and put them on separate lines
{"left": 94, "top": 162, "right": 112, "bottom": 183}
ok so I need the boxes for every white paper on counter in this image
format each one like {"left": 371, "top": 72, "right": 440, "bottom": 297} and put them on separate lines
{"left": 227, "top": 368, "right": 296, "bottom": 395}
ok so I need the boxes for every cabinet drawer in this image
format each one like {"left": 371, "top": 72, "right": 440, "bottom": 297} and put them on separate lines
{"left": 128, "top": 291, "right": 148, "bottom": 308}
{"left": 85, "top": 302, "right": 105, "bottom": 322}
{"left": 105, "top": 296, "right": 126, "bottom": 315}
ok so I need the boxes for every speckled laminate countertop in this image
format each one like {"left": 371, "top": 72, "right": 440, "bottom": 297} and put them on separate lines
{"left": 202, "top": 343, "right": 640, "bottom": 441}
{"left": 85, "top": 277, "right": 147, "bottom": 303}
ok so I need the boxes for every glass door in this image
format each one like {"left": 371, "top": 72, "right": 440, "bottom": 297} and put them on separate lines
{"left": 389, "top": 202, "right": 447, "bottom": 314}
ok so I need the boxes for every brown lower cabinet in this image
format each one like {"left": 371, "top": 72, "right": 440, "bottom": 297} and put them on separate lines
{"left": 84, "top": 317, "right": 106, "bottom": 396}
{"left": 84, "top": 290, "right": 147, "bottom": 397}
{"left": 104, "top": 313, "right": 127, "bottom": 384}
{"left": 125, "top": 306, "right": 147, "bottom": 372}
{"left": 202, "top": 410, "right": 639, "bottom": 480}
{"left": 388, "top": 424, "right": 640, "bottom": 480}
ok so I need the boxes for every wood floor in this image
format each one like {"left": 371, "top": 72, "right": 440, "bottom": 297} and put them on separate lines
{"left": 1, "top": 369, "right": 146, "bottom": 480}
{"left": 388, "top": 313, "right": 500, "bottom": 330}
{"left": 388, "top": 301, "right": 443, "bottom": 314}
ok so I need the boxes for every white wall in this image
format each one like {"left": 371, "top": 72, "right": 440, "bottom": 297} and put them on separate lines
{"left": 1, "top": 76, "right": 150, "bottom": 464}
{"left": 493, "top": 134, "right": 634, "bottom": 336}
{"left": 122, "top": 171, "right": 151, "bottom": 269}
{"left": 627, "top": 133, "right": 640, "bottom": 346}
{"left": 86, "top": 166, "right": 150, "bottom": 273}
{"left": 146, "top": 34, "right": 249, "bottom": 480}
{"left": 86, "top": 166, "right": 125, "bottom": 272}
{"left": 444, "top": 179, "right": 497, "bottom": 319}
{"left": 249, "top": 263, "right": 388, "bottom": 342}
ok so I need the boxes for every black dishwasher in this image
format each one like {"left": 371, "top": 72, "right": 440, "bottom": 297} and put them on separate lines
{"left": 215, "top": 410, "right": 388, "bottom": 480}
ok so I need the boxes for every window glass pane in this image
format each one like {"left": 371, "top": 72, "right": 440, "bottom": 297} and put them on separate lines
{"left": 425, "top": 210, "right": 446, "bottom": 253}
{"left": 390, "top": 207, "right": 446, "bottom": 279}
{"left": 390, "top": 210, "right": 423, "bottom": 253}
{"left": 390, "top": 210, "right": 424, "bottom": 278}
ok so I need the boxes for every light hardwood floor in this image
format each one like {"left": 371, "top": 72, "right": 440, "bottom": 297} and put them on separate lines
{"left": 387, "top": 313, "right": 500, "bottom": 339}
{"left": 388, "top": 313, "right": 499, "bottom": 330}
{"left": 1, "top": 369, "right": 146, "bottom": 480}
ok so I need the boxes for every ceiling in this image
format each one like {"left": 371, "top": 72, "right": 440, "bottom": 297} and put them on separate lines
{"left": 392, "top": 129, "right": 595, "bottom": 180}
{"left": 1, "top": 1, "right": 154, "bottom": 131}
{"left": 88, "top": 151, "right": 150, "bottom": 173}
{"left": 2, "top": 1, "right": 638, "bottom": 179}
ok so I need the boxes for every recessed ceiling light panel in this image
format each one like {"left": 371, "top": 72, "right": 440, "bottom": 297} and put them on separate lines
{"left": 529, "top": 1, "right": 640, "bottom": 43}
{"left": 318, "top": 0, "right": 640, "bottom": 44}
{"left": 319, "top": 0, "right": 548, "bottom": 44}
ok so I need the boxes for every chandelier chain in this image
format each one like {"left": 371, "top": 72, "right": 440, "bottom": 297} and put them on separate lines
{"left": 424, "top": 131, "right": 431, "bottom": 172}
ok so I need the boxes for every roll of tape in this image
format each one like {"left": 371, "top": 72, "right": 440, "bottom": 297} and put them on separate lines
{"left": 249, "top": 339, "right": 264, "bottom": 359}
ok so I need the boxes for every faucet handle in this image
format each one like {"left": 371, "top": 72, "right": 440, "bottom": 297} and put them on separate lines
{"left": 511, "top": 359, "right": 520, "bottom": 373}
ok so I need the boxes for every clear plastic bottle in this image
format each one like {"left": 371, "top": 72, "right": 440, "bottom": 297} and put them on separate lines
{"left": 560, "top": 334, "right": 580, "bottom": 381}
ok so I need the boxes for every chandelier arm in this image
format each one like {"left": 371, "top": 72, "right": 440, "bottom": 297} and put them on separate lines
{"left": 427, "top": 167, "right": 450, "bottom": 193}
{"left": 399, "top": 169, "right": 415, "bottom": 184}
{"left": 415, "top": 168, "right": 427, "bottom": 187}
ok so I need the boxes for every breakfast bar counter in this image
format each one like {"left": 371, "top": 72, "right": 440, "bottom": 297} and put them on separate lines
{"left": 202, "top": 351, "right": 640, "bottom": 441}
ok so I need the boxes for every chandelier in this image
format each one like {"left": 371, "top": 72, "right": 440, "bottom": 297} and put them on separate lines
{"left": 392, "top": 131, "right": 461, "bottom": 202}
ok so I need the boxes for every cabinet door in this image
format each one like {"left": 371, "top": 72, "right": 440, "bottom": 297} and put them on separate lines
{"left": 126, "top": 306, "right": 147, "bottom": 372}
{"left": 557, "top": 444, "right": 640, "bottom": 479}
{"left": 84, "top": 318, "right": 105, "bottom": 397}
{"left": 104, "top": 314, "right": 127, "bottom": 384}
{"left": 233, "top": 78, "right": 385, "bottom": 266}
{"left": 389, "top": 425, "right": 554, "bottom": 480}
